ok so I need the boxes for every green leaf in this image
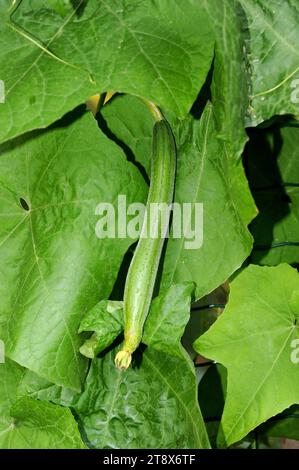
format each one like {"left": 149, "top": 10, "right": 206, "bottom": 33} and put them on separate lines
{"left": 0, "top": 110, "right": 147, "bottom": 390}
{"left": 0, "top": 359, "right": 85, "bottom": 449}
{"left": 160, "top": 103, "right": 256, "bottom": 299}
{"left": 259, "top": 405, "right": 299, "bottom": 441}
{"left": 79, "top": 300, "right": 124, "bottom": 358}
{"left": 99, "top": 96, "right": 256, "bottom": 300}
{"left": 0, "top": 359, "right": 24, "bottom": 421}
{"left": 240, "top": 0, "right": 299, "bottom": 125}
{"left": 8, "top": 397, "right": 86, "bottom": 449}
{"left": 74, "top": 347, "right": 210, "bottom": 449}
{"left": 79, "top": 283, "right": 194, "bottom": 365}
{"left": 0, "top": 0, "right": 215, "bottom": 143}
{"left": 202, "top": 0, "right": 250, "bottom": 158}
{"left": 183, "top": 283, "right": 229, "bottom": 359}
{"left": 194, "top": 263, "right": 299, "bottom": 447}
{"left": 197, "top": 364, "right": 227, "bottom": 448}
{"left": 247, "top": 126, "right": 299, "bottom": 265}
{"left": 143, "top": 282, "right": 194, "bottom": 363}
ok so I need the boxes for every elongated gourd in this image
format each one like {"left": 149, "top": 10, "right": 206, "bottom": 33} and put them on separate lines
{"left": 115, "top": 117, "right": 176, "bottom": 370}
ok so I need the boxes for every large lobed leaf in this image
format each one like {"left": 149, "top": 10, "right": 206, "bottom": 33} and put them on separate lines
{"left": 247, "top": 125, "right": 299, "bottom": 265}
{"left": 194, "top": 263, "right": 299, "bottom": 447}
